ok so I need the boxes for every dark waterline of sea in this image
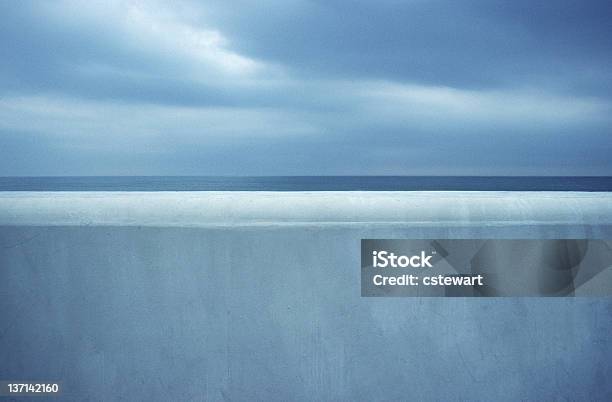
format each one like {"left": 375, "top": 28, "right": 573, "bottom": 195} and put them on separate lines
{"left": 1, "top": 176, "right": 612, "bottom": 191}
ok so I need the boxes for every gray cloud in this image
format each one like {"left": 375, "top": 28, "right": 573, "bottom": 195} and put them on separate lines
{"left": 0, "top": 0, "right": 611, "bottom": 175}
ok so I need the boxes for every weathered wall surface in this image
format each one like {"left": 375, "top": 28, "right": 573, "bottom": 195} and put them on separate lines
{"left": 1, "top": 192, "right": 611, "bottom": 401}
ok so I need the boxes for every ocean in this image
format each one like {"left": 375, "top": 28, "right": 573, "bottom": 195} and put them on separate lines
{"left": 0, "top": 176, "right": 611, "bottom": 191}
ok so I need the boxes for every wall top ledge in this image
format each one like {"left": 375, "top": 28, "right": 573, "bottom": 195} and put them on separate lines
{"left": 0, "top": 191, "right": 611, "bottom": 227}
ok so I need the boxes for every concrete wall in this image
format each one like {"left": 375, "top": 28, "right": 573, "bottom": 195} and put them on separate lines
{"left": 1, "top": 192, "right": 611, "bottom": 401}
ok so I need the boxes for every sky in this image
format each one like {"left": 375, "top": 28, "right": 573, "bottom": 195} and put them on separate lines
{"left": 1, "top": 0, "right": 611, "bottom": 176}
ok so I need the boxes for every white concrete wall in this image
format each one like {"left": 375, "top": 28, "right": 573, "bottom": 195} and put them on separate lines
{"left": 1, "top": 192, "right": 611, "bottom": 401}
{"left": 1, "top": 191, "right": 612, "bottom": 228}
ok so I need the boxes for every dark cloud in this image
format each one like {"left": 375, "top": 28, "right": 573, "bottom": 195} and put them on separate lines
{"left": 208, "top": 0, "right": 612, "bottom": 93}
{"left": 0, "top": 0, "right": 611, "bottom": 175}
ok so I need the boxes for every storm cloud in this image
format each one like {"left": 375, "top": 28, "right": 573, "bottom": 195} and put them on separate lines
{"left": 1, "top": 0, "right": 611, "bottom": 175}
